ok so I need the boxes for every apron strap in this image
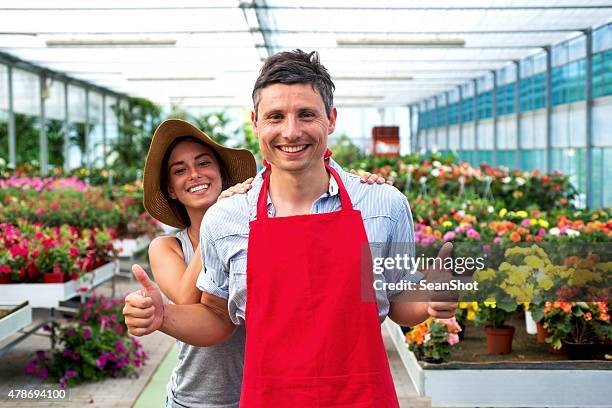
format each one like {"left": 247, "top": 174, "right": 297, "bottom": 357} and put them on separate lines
{"left": 257, "top": 149, "right": 353, "bottom": 219}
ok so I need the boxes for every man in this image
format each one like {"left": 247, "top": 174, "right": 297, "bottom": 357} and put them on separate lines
{"left": 124, "top": 50, "right": 457, "bottom": 406}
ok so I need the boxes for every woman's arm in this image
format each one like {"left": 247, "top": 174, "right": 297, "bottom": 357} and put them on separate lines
{"left": 148, "top": 236, "right": 203, "bottom": 305}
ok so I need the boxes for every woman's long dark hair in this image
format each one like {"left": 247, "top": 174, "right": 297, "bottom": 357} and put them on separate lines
{"left": 159, "top": 136, "right": 230, "bottom": 228}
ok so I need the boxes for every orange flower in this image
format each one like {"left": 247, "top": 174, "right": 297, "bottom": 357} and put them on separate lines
{"left": 510, "top": 231, "right": 521, "bottom": 243}
{"left": 433, "top": 230, "right": 442, "bottom": 240}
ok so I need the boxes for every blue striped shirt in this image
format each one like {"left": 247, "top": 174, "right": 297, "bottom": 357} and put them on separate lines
{"left": 196, "top": 159, "right": 418, "bottom": 325}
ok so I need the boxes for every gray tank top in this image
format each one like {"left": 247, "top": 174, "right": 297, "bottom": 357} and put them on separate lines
{"left": 167, "top": 229, "right": 245, "bottom": 408}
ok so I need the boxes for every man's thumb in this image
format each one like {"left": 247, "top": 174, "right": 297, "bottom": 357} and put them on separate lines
{"left": 132, "top": 264, "right": 155, "bottom": 291}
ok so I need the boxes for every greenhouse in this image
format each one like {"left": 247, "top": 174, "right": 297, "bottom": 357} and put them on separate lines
{"left": 0, "top": 2, "right": 611, "bottom": 407}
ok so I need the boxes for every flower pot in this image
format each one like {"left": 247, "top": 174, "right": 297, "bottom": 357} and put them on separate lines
{"left": 0, "top": 274, "right": 11, "bottom": 284}
{"left": 42, "top": 272, "right": 67, "bottom": 283}
{"left": 563, "top": 341, "right": 598, "bottom": 360}
{"left": 536, "top": 322, "right": 549, "bottom": 343}
{"left": 485, "top": 325, "right": 515, "bottom": 354}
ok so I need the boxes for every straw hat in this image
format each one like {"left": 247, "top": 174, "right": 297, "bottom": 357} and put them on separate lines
{"left": 143, "top": 119, "right": 257, "bottom": 229}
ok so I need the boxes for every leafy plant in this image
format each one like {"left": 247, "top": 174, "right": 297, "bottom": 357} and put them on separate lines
{"left": 25, "top": 294, "right": 148, "bottom": 387}
{"left": 405, "top": 317, "right": 462, "bottom": 362}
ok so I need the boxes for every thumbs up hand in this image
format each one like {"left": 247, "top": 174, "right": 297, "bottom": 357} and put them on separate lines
{"left": 424, "top": 242, "right": 459, "bottom": 319}
{"left": 123, "top": 264, "right": 165, "bottom": 336}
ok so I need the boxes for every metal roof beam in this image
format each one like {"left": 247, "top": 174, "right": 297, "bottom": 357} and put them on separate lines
{"left": 1, "top": 5, "right": 610, "bottom": 11}
{"left": 0, "top": 28, "right": 587, "bottom": 35}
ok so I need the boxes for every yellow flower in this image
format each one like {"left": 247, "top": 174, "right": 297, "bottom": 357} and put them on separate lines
{"left": 484, "top": 300, "right": 497, "bottom": 308}
{"left": 530, "top": 218, "right": 537, "bottom": 226}
{"left": 569, "top": 268, "right": 602, "bottom": 286}
{"left": 467, "top": 310, "right": 476, "bottom": 320}
{"left": 513, "top": 191, "right": 523, "bottom": 199}
{"left": 499, "top": 208, "right": 507, "bottom": 218}
{"left": 442, "top": 221, "right": 453, "bottom": 228}
{"left": 474, "top": 268, "right": 496, "bottom": 282}
{"left": 524, "top": 255, "right": 544, "bottom": 269}
{"left": 516, "top": 210, "right": 528, "bottom": 218}
{"left": 538, "top": 277, "right": 554, "bottom": 291}
{"left": 538, "top": 219, "right": 549, "bottom": 228}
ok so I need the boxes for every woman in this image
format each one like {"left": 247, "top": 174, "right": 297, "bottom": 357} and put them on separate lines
{"left": 142, "top": 119, "right": 387, "bottom": 408}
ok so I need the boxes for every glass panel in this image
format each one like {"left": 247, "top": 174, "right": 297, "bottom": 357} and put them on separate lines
{"left": 44, "top": 79, "right": 66, "bottom": 169}
{"left": 13, "top": 68, "right": 40, "bottom": 166}
{"left": 67, "top": 84, "right": 86, "bottom": 169}
{"left": 593, "top": 97, "right": 612, "bottom": 147}
{"left": 0, "top": 64, "right": 8, "bottom": 163}
{"left": 105, "top": 96, "right": 118, "bottom": 167}
{"left": 89, "top": 91, "right": 104, "bottom": 168}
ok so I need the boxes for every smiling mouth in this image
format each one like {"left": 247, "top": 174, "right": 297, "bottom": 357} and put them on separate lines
{"left": 188, "top": 184, "right": 210, "bottom": 193}
{"left": 277, "top": 145, "right": 308, "bottom": 153}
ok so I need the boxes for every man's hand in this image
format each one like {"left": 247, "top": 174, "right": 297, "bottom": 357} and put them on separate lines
{"left": 425, "top": 242, "right": 458, "bottom": 319}
{"left": 123, "top": 264, "right": 165, "bottom": 336}
{"left": 217, "top": 177, "right": 254, "bottom": 202}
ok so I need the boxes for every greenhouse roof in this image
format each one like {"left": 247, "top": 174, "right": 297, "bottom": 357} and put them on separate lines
{"left": 0, "top": 0, "right": 611, "bottom": 108}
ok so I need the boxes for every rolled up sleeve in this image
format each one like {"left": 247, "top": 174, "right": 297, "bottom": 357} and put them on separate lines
{"left": 196, "top": 227, "right": 230, "bottom": 300}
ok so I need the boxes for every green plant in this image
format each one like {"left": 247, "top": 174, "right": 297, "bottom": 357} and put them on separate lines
{"left": 330, "top": 134, "right": 365, "bottom": 168}
{"left": 25, "top": 294, "right": 148, "bottom": 387}
{"left": 541, "top": 301, "right": 611, "bottom": 349}
{"left": 405, "top": 317, "right": 461, "bottom": 362}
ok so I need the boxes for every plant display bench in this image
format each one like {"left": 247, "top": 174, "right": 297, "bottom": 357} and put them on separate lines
{"left": 0, "top": 302, "right": 32, "bottom": 344}
{"left": 0, "top": 261, "right": 117, "bottom": 308}
{"left": 384, "top": 319, "right": 612, "bottom": 407}
{"left": 113, "top": 235, "right": 151, "bottom": 276}
{"left": 113, "top": 235, "right": 151, "bottom": 258}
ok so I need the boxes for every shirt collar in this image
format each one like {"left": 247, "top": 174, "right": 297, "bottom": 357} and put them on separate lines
{"left": 248, "top": 158, "right": 344, "bottom": 218}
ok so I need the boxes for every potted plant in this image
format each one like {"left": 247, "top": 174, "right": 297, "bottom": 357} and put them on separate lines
{"left": 405, "top": 317, "right": 462, "bottom": 363}
{"left": 541, "top": 301, "right": 611, "bottom": 360}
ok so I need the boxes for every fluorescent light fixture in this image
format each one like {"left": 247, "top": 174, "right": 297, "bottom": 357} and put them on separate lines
{"left": 170, "top": 95, "right": 235, "bottom": 99}
{"left": 334, "top": 76, "right": 413, "bottom": 81}
{"left": 46, "top": 39, "right": 177, "bottom": 47}
{"left": 335, "top": 95, "right": 385, "bottom": 100}
{"left": 337, "top": 39, "right": 465, "bottom": 47}
{"left": 127, "top": 76, "right": 215, "bottom": 81}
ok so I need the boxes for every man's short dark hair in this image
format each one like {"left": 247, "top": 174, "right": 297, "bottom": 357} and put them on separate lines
{"left": 252, "top": 49, "right": 335, "bottom": 119}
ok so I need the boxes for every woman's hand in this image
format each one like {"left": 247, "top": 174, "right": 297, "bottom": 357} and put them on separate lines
{"left": 350, "top": 169, "right": 391, "bottom": 185}
{"left": 217, "top": 177, "right": 254, "bottom": 202}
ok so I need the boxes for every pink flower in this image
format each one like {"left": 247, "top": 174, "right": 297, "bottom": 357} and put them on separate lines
{"left": 35, "top": 208, "right": 45, "bottom": 216}
{"left": 424, "top": 333, "right": 431, "bottom": 343}
{"left": 493, "top": 237, "right": 501, "bottom": 244}
{"left": 443, "top": 231, "right": 456, "bottom": 242}
{"left": 69, "top": 247, "right": 79, "bottom": 257}
{"left": 466, "top": 229, "right": 480, "bottom": 240}
{"left": 521, "top": 219, "right": 531, "bottom": 227}
{"left": 447, "top": 333, "right": 460, "bottom": 345}
{"left": 538, "top": 228, "right": 546, "bottom": 237}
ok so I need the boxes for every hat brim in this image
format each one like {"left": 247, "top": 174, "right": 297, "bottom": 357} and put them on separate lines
{"left": 143, "top": 119, "right": 257, "bottom": 229}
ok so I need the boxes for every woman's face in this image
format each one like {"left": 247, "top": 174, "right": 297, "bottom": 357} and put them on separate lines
{"left": 166, "top": 140, "right": 223, "bottom": 213}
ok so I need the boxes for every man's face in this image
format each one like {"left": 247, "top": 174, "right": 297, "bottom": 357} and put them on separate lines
{"left": 252, "top": 83, "right": 336, "bottom": 175}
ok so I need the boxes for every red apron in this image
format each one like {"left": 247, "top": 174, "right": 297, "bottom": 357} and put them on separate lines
{"left": 240, "top": 156, "right": 399, "bottom": 407}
